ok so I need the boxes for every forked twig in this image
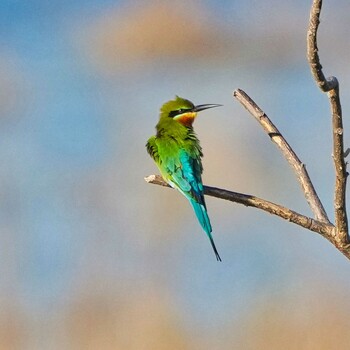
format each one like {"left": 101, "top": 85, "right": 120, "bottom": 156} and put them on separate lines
{"left": 233, "top": 89, "right": 329, "bottom": 224}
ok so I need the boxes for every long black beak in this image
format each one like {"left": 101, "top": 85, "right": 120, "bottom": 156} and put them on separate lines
{"left": 193, "top": 104, "right": 222, "bottom": 112}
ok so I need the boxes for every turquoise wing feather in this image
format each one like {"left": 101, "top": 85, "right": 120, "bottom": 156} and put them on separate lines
{"left": 163, "top": 148, "right": 221, "bottom": 261}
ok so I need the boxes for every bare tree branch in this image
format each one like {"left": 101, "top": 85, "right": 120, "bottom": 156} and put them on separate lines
{"left": 145, "top": 0, "right": 350, "bottom": 260}
{"left": 233, "top": 89, "right": 329, "bottom": 224}
{"left": 307, "top": 0, "right": 349, "bottom": 245}
{"left": 145, "top": 175, "right": 350, "bottom": 260}
{"left": 330, "top": 88, "right": 348, "bottom": 242}
{"left": 145, "top": 175, "right": 332, "bottom": 236}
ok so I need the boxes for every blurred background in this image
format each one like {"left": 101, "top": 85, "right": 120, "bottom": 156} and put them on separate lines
{"left": 1, "top": 0, "right": 350, "bottom": 349}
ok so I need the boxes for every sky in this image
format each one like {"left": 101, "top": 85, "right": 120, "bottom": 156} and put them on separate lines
{"left": 1, "top": 1, "right": 350, "bottom": 349}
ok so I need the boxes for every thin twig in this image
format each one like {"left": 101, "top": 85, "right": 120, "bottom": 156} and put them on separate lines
{"left": 307, "top": 0, "right": 338, "bottom": 92}
{"left": 307, "top": 0, "right": 348, "bottom": 244}
{"left": 233, "top": 89, "right": 329, "bottom": 224}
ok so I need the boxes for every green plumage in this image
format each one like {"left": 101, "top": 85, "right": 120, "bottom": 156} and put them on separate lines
{"left": 146, "top": 96, "right": 221, "bottom": 261}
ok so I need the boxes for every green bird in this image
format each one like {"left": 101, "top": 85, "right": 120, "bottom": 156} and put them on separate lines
{"left": 146, "top": 96, "right": 222, "bottom": 261}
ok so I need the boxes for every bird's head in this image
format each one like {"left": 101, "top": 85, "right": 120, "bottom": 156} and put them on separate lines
{"left": 160, "top": 96, "right": 221, "bottom": 127}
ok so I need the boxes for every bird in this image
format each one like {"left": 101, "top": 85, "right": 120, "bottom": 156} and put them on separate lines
{"left": 146, "top": 96, "right": 222, "bottom": 261}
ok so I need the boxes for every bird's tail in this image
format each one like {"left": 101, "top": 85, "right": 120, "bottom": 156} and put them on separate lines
{"left": 190, "top": 199, "right": 222, "bottom": 261}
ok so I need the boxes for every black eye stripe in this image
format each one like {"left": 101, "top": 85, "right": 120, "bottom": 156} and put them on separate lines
{"left": 169, "top": 108, "right": 191, "bottom": 118}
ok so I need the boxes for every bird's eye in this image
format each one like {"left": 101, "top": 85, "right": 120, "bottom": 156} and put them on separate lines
{"left": 177, "top": 109, "right": 184, "bottom": 114}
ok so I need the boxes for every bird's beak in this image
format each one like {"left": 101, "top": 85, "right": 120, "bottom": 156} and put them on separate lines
{"left": 193, "top": 104, "right": 222, "bottom": 112}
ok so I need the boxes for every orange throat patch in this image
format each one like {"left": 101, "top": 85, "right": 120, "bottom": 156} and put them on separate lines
{"left": 174, "top": 112, "right": 197, "bottom": 127}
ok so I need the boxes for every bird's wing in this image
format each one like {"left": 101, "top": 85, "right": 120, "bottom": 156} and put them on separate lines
{"left": 146, "top": 136, "right": 159, "bottom": 163}
{"left": 165, "top": 149, "right": 206, "bottom": 207}
{"left": 168, "top": 149, "right": 213, "bottom": 236}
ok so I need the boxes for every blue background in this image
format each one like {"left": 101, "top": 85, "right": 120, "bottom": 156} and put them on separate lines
{"left": 1, "top": 0, "right": 350, "bottom": 348}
